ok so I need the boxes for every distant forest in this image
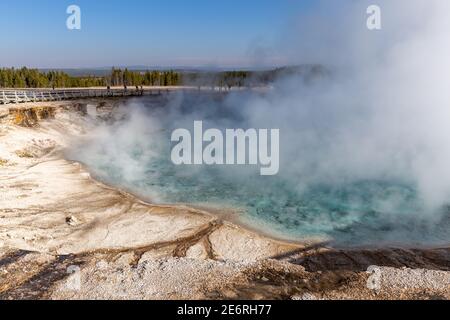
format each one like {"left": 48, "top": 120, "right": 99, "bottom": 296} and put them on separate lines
{"left": 0, "top": 67, "right": 180, "bottom": 88}
{"left": 0, "top": 66, "right": 325, "bottom": 89}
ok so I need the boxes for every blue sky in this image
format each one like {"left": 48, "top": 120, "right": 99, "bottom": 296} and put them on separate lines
{"left": 0, "top": 0, "right": 315, "bottom": 68}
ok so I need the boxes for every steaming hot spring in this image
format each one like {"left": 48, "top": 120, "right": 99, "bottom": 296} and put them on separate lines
{"left": 67, "top": 92, "right": 450, "bottom": 247}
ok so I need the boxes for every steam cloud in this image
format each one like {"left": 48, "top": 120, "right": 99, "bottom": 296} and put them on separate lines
{"left": 269, "top": 0, "right": 450, "bottom": 212}
{"left": 69, "top": 0, "right": 450, "bottom": 245}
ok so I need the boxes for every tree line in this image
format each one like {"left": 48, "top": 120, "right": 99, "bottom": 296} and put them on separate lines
{"left": 180, "top": 66, "right": 327, "bottom": 88}
{"left": 0, "top": 67, "right": 182, "bottom": 88}
{"left": 0, "top": 66, "right": 326, "bottom": 89}
{"left": 110, "top": 68, "right": 181, "bottom": 87}
{"left": 0, "top": 68, "right": 105, "bottom": 88}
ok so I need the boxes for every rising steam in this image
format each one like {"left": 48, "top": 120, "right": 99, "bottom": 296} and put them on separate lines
{"left": 68, "top": 0, "right": 450, "bottom": 246}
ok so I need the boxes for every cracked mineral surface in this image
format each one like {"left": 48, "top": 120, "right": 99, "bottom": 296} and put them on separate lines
{"left": 0, "top": 101, "right": 449, "bottom": 300}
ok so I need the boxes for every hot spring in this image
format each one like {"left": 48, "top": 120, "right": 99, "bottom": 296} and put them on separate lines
{"left": 68, "top": 92, "right": 450, "bottom": 247}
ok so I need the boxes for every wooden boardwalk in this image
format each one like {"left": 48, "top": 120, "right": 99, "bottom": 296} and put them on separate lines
{"left": 0, "top": 88, "right": 170, "bottom": 105}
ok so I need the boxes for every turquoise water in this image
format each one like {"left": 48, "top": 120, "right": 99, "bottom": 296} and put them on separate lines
{"left": 69, "top": 94, "right": 450, "bottom": 247}
{"left": 90, "top": 158, "right": 449, "bottom": 246}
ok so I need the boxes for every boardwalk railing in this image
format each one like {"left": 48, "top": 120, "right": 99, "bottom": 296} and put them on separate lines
{"left": 0, "top": 88, "right": 154, "bottom": 105}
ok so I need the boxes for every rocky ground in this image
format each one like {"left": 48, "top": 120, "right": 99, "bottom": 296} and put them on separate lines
{"left": 0, "top": 99, "right": 449, "bottom": 300}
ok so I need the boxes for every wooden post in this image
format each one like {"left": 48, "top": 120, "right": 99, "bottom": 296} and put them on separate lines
{"left": 23, "top": 91, "right": 30, "bottom": 102}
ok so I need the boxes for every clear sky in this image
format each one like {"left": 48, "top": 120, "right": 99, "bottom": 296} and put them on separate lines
{"left": 0, "top": 0, "right": 315, "bottom": 68}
